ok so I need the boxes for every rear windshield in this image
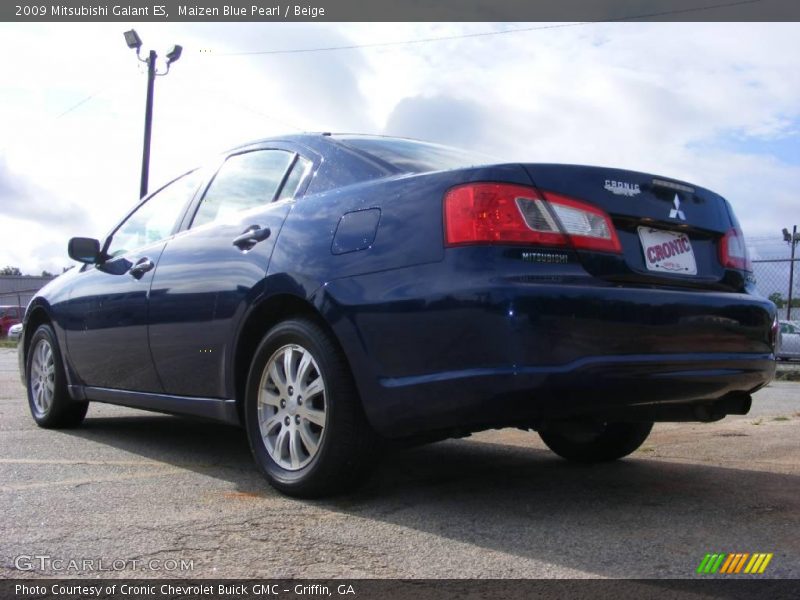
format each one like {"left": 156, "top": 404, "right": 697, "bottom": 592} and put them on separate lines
{"left": 336, "top": 136, "right": 492, "bottom": 174}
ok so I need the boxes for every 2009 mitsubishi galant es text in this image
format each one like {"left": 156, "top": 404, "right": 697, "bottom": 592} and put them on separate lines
{"left": 19, "top": 134, "right": 777, "bottom": 497}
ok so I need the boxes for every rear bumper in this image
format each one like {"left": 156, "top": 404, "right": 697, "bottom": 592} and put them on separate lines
{"left": 376, "top": 353, "right": 773, "bottom": 436}
{"left": 321, "top": 259, "right": 777, "bottom": 438}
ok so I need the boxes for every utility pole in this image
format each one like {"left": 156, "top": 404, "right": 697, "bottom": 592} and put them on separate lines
{"left": 783, "top": 225, "right": 800, "bottom": 320}
{"left": 123, "top": 30, "right": 182, "bottom": 198}
{"left": 139, "top": 50, "right": 158, "bottom": 198}
{"left": 140, "top": 49, "right": 156, "bottom": 199}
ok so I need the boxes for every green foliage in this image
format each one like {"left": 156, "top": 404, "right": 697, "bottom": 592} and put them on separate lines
{"left": 769, "top": 292, "right": 785, "bottom": 307}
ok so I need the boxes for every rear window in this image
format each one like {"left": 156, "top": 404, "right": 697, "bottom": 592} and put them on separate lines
{"left": 336, "top": 136, "right": 492, "bottom": 174}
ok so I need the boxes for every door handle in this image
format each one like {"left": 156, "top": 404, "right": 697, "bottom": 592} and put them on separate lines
{"left": 129, "top": 257, "right": 155, "bottom": 279}
{"left": 233, "top": 225, "right": 271, "bottom": 250}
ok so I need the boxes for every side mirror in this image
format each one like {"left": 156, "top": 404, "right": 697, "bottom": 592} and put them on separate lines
{"left": 68, "top": 237, "right": 101, "bottom": 264}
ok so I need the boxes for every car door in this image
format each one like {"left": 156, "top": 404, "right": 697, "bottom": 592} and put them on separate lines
{"left": 147, "top": 148, "right": 313, "bottom": 398}
{"left": 65, "top": 172, "right": 201, "bottom": 392}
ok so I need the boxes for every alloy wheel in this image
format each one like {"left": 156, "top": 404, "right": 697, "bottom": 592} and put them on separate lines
{"left": 257, "top": 344, "right": 327, "bottom": 470}
{"left": 30, "top": 338, "right": 56, "bottom": 418}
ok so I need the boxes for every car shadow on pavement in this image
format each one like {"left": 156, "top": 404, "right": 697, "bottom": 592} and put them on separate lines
{"left": 66, "top": 412, "right": 800, "bottom": 578}
{"left": 337, "top": 440, "right": 800, "bottom": 578}
{"left": 69, "top": 413, "right": 265, "bottom": 486}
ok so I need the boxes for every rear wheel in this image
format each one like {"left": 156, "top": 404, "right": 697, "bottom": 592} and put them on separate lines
{"left": 244, "top": 318, "right": 377, "bottom": 497}
{"left": 26, "top": 324, "right": 88, "bottom": 428}
{"left": 539, "top": 421, "right": 653, "bottom": 463}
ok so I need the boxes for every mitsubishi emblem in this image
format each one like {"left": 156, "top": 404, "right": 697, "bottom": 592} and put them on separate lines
{"left": 669, "top": 194, "right": 686, "bottom": 220}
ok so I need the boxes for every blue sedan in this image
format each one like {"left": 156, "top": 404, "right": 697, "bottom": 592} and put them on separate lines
{"left": 18, "top": 134, "right": 777, "bottom": 496}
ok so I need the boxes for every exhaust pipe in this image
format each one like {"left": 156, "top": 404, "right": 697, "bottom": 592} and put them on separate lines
{"left": 693, "top": 392, "right": 752, "bottom": 422}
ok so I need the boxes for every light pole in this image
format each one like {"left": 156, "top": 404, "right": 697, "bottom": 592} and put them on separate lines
{"left": 124, "top": 29, "right": 182, "bottom": 198}
{"left": 782, "top": 225, "right": 800, "bottom": 320}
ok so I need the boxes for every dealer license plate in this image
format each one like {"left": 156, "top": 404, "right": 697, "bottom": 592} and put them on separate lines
{"left": 638, "top": 226, "right": 697, "bottom": 275}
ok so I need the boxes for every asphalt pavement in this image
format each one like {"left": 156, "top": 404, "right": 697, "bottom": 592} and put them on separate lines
{"left": 1, "top": 348, "right": 798, "bottom": 579}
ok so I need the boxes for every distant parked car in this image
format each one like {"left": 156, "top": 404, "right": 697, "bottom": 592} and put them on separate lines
{"left": 17, "top": 134, "right": 778, "bottom": 497}
{"left": 777, "top": 321, "right": 800, "bottom": 361}
{"left": 7, "top": 323, "right": 22, "bottom": 342}
{"left": 0, "top": 306, "right": 22, "bottom": 337}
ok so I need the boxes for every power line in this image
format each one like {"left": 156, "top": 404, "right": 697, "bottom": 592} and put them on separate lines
{"left": 56, "top": 89, "right": 106, "bottom": 119}
{"left": 215, "top": 0, "right": 763, "bottom": 57}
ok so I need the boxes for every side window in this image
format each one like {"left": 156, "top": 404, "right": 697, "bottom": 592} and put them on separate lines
{"left": 107, "top": 171, "right": 200, "bottom": 258}
{"left": 277, "top": 156, "right": 313, "bottom": 201}
{"left": 191, "top": 150, "right": 294, "bottom": 228}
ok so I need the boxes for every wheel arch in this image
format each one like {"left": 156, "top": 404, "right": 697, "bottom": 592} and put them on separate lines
{"left": 21, "top": 305, "right": 53, "bottom": 370}
{"left": 232, "top": 292, "right": 356, "bottom": 424}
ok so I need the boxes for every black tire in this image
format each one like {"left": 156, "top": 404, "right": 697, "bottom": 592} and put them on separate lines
{"left": 244, "top": 318, "right": 377, "bottom": 498}
{"left": 26, "top": 324, "right": 88, "bottom": 428}
{"left": 539, "top": 421, "right": 653, "bottom": 463}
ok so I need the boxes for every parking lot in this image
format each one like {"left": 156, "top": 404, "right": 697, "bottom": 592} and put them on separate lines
{"left": 1, "top": 347, "right": 798, "bottom": 579}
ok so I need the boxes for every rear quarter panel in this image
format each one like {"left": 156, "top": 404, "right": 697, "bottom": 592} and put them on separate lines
{"left": 269, "top": 164, "right": 532, "bottom": 282}
{"left": 268, "top": 164, "right": 535, "bottom": 427}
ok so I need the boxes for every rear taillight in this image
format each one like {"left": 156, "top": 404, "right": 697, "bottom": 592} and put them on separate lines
{"left": 719, "top": 227, "right": 752, "bottom": 271}
{"left": 444, "top": 182, "right": 621, "bottom": 253}
{"left": 770, "top": 316, "right": 779, "bottom": 351}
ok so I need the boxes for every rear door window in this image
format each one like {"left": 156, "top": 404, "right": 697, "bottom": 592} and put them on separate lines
{"left": 277, "top": 156, "right": 313, "bottom": 201}
{"left": 191, "top": 150, "right": 294, "bottom": 229}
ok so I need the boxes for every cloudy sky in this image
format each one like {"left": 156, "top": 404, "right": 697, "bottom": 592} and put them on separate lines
{"left": 1, "top": 21, "right": 798, "bottom": 274}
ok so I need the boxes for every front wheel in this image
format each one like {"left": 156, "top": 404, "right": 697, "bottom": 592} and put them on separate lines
{"left": 539, "top": 421, "right": 653, "bottom": 463}
{"left": 26, "top": 324, "right": 88, "bottom": 428}
{"left": 244, "top": 318, "right": 377, "bottom": 497}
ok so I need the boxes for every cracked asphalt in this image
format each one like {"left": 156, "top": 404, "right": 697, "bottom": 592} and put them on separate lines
{"left": 1, "top": 347, "right": 799, "bottom": 579}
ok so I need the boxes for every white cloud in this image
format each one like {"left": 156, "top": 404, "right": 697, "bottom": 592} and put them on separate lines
{"left": 0, "top": 21, "right": 798, "bottom": 273}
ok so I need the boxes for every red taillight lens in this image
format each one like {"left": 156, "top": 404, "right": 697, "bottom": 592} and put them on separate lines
{"left": 770, "top": 316, "right": 779, "bottom": 351}
{"left": 719, "top": 227, "right": 752, "bottom": 271}
{"left": 444, "top": 183, "right": 567, "bottom": 247}
{"left": 444, "top": 183, "right": 621, "bottom": 253}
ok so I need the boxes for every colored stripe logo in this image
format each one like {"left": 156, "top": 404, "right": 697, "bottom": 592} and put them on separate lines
{"left": 697, "top": 553, "right": 773, "bottom": 574}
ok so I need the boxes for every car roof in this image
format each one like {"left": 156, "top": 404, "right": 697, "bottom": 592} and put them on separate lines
{"left": 224, "top": 133, "right": 433, "bottom": 154}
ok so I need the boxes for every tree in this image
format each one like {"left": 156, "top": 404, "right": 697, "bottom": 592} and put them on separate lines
{"left": 0, "top": 266, "right": 22, "bottom": 276}
{"left": 41, "top": 270, "right": 53, "bottom": 277}
{"left": 769, "top": 292, "right": 785, "bottom": 308}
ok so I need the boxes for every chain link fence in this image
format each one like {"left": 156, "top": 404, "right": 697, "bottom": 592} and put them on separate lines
{"left": 752, "top": 258, "right": 800, "bottom": 321}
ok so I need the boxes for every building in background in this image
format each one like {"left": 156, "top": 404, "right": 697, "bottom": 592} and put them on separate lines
{"left": 0, "top": 275, "right": 56, "bottom": 311}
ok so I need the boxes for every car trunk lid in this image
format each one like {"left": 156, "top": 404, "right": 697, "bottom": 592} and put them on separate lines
{"left": 521, "top": 164, "right": 744, "bottom": 291}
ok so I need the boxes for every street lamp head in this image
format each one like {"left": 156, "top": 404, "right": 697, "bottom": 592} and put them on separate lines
{"left": 166, "top": 45, "right": 183, "bottom": 65}
{"left": 124, "top": 29, "right": 142, "bottom": 51}
{"left": 783, "top": 228, "right": 792, "bottom": 243}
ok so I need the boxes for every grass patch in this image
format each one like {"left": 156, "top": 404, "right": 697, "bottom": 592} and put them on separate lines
{"left": 0, "top": 340, "right": 18, "bottom": 349}
{"left": 772, "top": 416, "right": 790, "bottom": 422}
{"left": 752, "top": 418, "right": 763, "bottom": 426}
